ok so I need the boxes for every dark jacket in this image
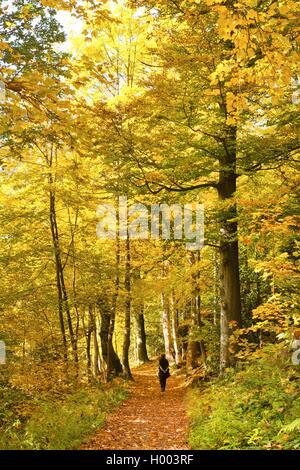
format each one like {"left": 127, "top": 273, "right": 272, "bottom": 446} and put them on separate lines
{"left": 159, "top": 356, "right": 169, "bottom": 375}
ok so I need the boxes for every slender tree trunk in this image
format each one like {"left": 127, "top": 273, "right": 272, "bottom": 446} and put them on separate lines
{"left": 107, "top": 233, "right": 122, "bottom": 378}
{"left": 134, "top": 305, "right": 149, "bottom": 363}
{"left": 186, "top": 299, "right": 198, "bottom": 369}
{"left": 133, "top": 331, "right": 138, "bottom": 363}
{"left": 195, "top": 251, "right": 206, "bottom": 365}
{"left": 195, "top": 250, "right": 201, "bottom": 325}
{"left": 186, "top": 252, "right": 201, "bottom": 369}
{"left": 122, "top": 236, "right": 133, "bottom": 379}
{"left": 171, "top": 290, "right": 182, "bottom": 365}
{"left": 213, "top": 248, "right": 219, "bottom": 326}
{"left": 139, "top": 309, "right": 149, "bottom": 362}
{"left": 68, "top": 207, "right": 80, "bottom": 366}
{"left": 161, "top": 291, "right": 172, "bottom": 361}
{"left": 161, "top": 260, "right": 172, "bottom": 361}
{"left": 99, "top": 303, "right": 110, "bottom": 364}
{"left": 133, "top": 270, "right": 149, "bottom": 364}
{"left": 48, "top": 149, "right": 78, "bottom": 366}
{"left": 86, "top": 308, "right": 93, "bottom": 381}
{"left": 80, "top": 309, "right": 91, "bottom": 379}
{"left": 49, "top": 185, "right": 68, "bottom": 362}
{"left": 60, "top": 269, "right": 78, "bottom": 365}
{"left": 88, "top": 305, "right": 101, "bottom": 378}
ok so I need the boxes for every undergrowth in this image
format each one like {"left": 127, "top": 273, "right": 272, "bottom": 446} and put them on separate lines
{"left": 0, "top": 380, "right": 128, "bottom": 450}
{"left": 187, "top": 344, "right": 300, "bottom": 450}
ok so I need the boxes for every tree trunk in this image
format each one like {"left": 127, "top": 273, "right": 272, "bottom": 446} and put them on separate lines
{"left": 88, "top": 305, "right": 101, "bottom": 378}
{"left": 186, "top": 298, "right": 198, "bottom": 369}
{"left": 86, "top": 309, "right": 92, "bottom": 381}
{"left": 195, "top": 250, "right": 201, "bottom": 325}
{"left": 48, "top": 149, "right": 78, "bottom": 366}
{"left": 107, "top": 234, "right": 123, "bottom": 378}
{"left": 134, "top": 306, "right": 149, "bottom": 364}
{"left": 161, "top": 291, "right": 172, "bottom": 361}
{"left": 218, "top": 125, "right": 242, "bottom": 375}
{"left": 99, "top": 303, "right": 110, "bottom": 364}
{"left": 68, "top": 208, "right": 80, "bottom": 366}
{"left": 171, "top": 290, "right": 182, "bottom": 365}
{"left": 49, "top": 183, "right": 68, "bottom": 362}
{"left": 186, "top": 252, "right": 201, "bottom": 369}
{"left": 122, "top": 236, "right": 133, "bottom": 379}
{"left": 213, "top": 248, "right": 219, "bottom": 326}
{"left": 93, "top": 323, "right": 100, "bottom": 378}
{"left": 98, "top": 299, "right": 123, "bottom": 377}
{"left": 161, "top": 259, "right": 172, "bottom": 361}
{"left": 133, "top": 270, "right": 149, "bottom": 364}
{"left": 60, "top": 266, "right": 78, "bottom": 366}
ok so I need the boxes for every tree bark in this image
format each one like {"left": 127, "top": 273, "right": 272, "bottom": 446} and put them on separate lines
{"left": 86, "top": 308, "right": 93, "bottom": 381}
{"left": 134, "top": 305, "right": 149, "bottom": 363}
{"left": 171, "top": 290, "right": 182, "bottom": 365}
{"left": 186, "top": 252, "right": 203, "bottom": 369}
{"left": 60, "top": 263, "right": 78, "bottom": 365}
{"left": 186, "top": 299, "right": 198, "bottom": 369}
{"left": 49, "top": 180, "right": 68, "bottom": 362}
{"left": 98, "top": 299, "right": 123, "bottom": 377}
{"left": 161, "top": 291, "right": 173, "bottom": 361}
{"left": 122, "top": 236, "right": 133, "bottom": 379}
{"left": 161, "top": 260, "right": 172, "bottom": 361}
{"left": 87, "top": 305, "right": 101, "bottom": 378}
{"left": 218, "top": 125, "right": 242, "bottom": 375}
{"left": 107, "top": 234, "right": 123, "bottom": 378}
{"left": 213, "top": 248, "right": 219, "bottom": 326}
{"left": 48, "top": 148, "right": 78, "bottom": 366}
{"left": 133, "top": 270, "right": 149, "bottom": 364}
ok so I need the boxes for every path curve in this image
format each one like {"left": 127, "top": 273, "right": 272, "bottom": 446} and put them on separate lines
{"left": 81, "top": 361, "right": 190, "bottom": 450}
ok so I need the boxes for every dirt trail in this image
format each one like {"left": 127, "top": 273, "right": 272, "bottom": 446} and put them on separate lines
{"left": 81, "top": 361, "right": 190, "bottom": 450}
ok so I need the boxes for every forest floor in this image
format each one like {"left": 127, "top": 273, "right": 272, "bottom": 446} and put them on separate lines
{"left": 80, "top": 361, "right": 190, "bottom": 450}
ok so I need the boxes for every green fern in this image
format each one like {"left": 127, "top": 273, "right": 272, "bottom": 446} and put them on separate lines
{"left": 279, "top": 419, "right": 300, "bottom": 435}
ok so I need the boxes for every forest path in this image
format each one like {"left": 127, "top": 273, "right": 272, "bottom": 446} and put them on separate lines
{"left": 81, "top": 361, "right": 190, "bottom": 450}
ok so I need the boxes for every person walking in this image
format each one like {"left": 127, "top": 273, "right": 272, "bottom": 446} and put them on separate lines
{"left": 158, "top": 353, "right": 170, "bottom": 392}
